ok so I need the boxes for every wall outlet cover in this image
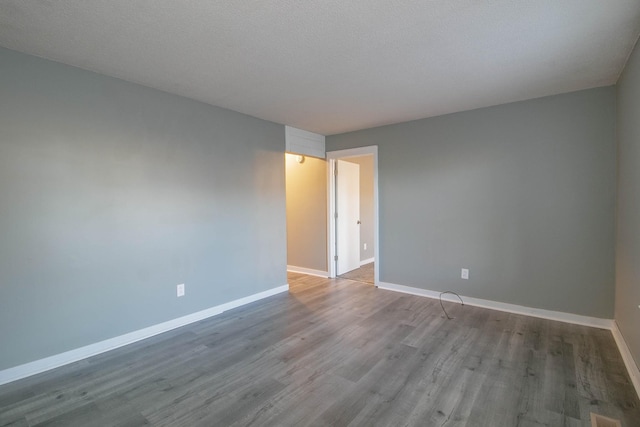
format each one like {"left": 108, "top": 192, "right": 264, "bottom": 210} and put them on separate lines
{"left": 461, "top": 268, "right": 469, "bottom": 280}
{"left": 177, "top": 284, "right": 185, "bottom": 297}
{"left": 590, "top": 413, "right": 621, "bottom": 427}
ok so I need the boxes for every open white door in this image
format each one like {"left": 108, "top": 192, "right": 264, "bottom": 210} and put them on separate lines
{"left": 327, "top": 146, "right": 378, "bottom": 283}
{"left": 336, "top": 159, "right": 360, "bottom": 275}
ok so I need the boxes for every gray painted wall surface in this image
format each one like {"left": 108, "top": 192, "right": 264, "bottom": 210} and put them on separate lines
{"left": 0, "top": 47, "right": 287, "bottom": 371}
{"left": 327, "top": 87, "right": 616, "bottom": 318}
{"left": 285, "top": 154, "right": 328, "bottom": 272}
{"left": 616, "top": 39, "right": 640, "bottom": 368}
{"left": 345, "top": 156, "right": 375, "bottom": 263}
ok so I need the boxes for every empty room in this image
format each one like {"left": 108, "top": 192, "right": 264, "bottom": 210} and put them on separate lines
{"left": 1, "top": 1, "right": 640, "bottom": 426}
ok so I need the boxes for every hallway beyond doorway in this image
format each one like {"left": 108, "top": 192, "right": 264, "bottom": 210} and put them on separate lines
{"left": 338, "top": 262, "right": 374, "bottom": 284}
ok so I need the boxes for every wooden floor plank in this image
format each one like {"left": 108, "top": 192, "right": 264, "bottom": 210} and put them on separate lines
{"left": 337, "top": 262, "right": 374, "bottom": 284}
{"left": 1, "top": 273, "right": 638, "bottom": 426}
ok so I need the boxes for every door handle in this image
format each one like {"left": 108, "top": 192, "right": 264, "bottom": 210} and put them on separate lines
{"left": 357, "top": 220, "right": 361, "bottom": 225}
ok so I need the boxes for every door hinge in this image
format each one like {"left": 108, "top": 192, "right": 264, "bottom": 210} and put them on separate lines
{"left": 334, "top": 212, "right": 338, "bottom": 219}
{"left": 334, "top": 164, "right": 338, "bottom": 175}
{"left": 334, "top": 255, "right": 338, "bottom": 261}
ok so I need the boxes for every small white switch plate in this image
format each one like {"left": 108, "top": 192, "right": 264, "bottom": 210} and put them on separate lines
{"left": 364, "top": 243, "right": 367, "bottom": 250}
{"left": 177, "top": 283, "right": 185, "bottom": 297}
{"left": 461, "top": 268, "right": 469, "bottom": 280}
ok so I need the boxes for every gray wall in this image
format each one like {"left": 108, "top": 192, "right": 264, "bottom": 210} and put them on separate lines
{"left": 285, "top": 154, "right": 328, "bottom": 272}
{"left": 328, "top": 87, "right": 616, "bottom": 318}
{"left": 616, "top": 38, "right": 640, "bottom": 368}
{"left": 0, "top": 47, "right": 287, "bottom": 371}
{"left": 344, "top": 156, "right": 375, "bottom": 263}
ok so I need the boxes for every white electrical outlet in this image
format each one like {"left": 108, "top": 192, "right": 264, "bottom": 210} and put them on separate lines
{"left": 363, "top": 243, "right": 367, "bottom": 250}
{"left": 177, "top": 283, "right": 185, "bottom": 297}
{"left": 461, "top": 268, "right": 469, "bottom": 280}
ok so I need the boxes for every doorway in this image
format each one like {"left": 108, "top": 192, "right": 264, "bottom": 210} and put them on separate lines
{"left": 327, "top": 146, "right": 379, "bottom": 286}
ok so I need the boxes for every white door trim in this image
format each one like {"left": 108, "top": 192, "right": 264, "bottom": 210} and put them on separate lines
{"left": 326, "top": 146, "right": 379, "bottom": 285}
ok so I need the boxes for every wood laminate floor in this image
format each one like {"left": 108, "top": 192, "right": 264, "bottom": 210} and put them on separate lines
{"left": 1, "top": 273, "right": 638, "bottom": 426}
{"left": 338, "top": 263, "right": 374, "bottom": 284}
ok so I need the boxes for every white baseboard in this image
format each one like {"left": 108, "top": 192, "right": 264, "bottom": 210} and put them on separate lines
{"left": 287, "top": 265, "right": 329, "bottom": 278}
{"left": 0, "top": 284, "right": 289, "bottom": 386}
{"left": 611, "top": 321, "right": 640, "bottom": 399}
{"left": 377, "top": 282, "right": 614, "bottom": 329}
{"left": 360, "top": 257, "right": 374, "bottom": 266}
{"left": 377, "top": 282, "right": 640, "bottom": 398}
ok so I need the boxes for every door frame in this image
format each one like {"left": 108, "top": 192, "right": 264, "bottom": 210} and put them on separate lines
{"left": 326, "top": 146, "right": 379, "bottom": 285}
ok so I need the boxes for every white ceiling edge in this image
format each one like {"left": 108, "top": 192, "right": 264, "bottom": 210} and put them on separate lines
{"left": 0, "top": 1, "right": 639, "bottom": 135}
{"left": 616, "top": 31, "right": 640, "bottom": 82}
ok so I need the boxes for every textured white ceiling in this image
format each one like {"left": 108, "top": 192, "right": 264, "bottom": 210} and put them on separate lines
{"left": 1, "top": 1, "right": 639, "bottom": 135}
